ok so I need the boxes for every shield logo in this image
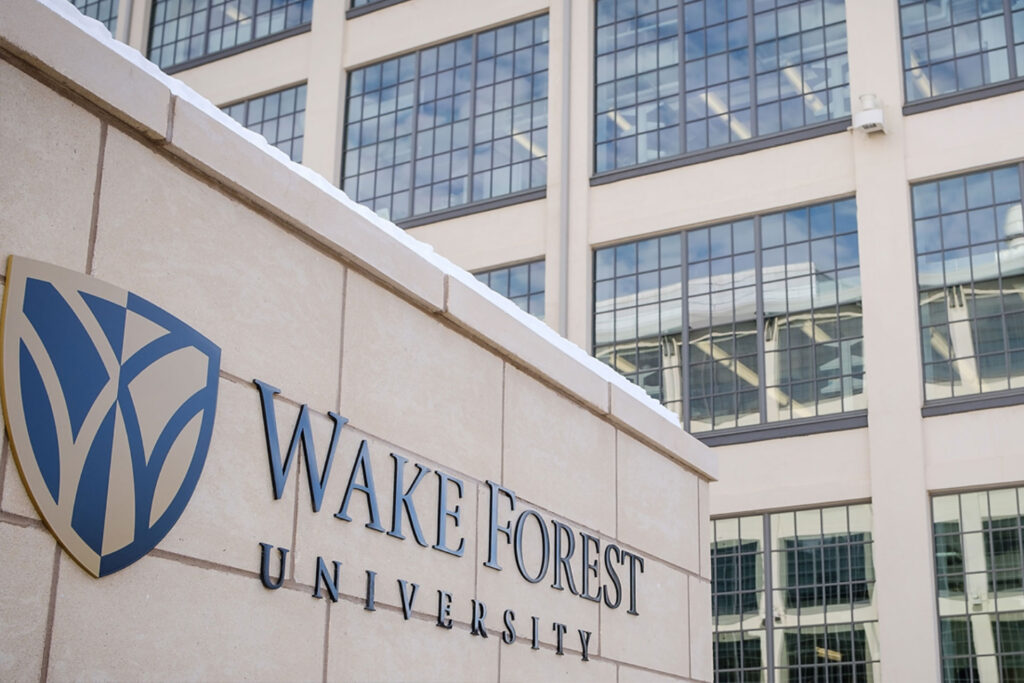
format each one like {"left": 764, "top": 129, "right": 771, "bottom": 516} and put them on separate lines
{"left": 0, "top": 257, "right": 220, "bottom": 577}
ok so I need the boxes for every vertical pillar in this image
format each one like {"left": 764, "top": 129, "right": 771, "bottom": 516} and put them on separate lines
{"left": 845, "top": 0, "right": 941, "bottom": 678}
{"left": 302, "top": 1, "right": 348, "bottom": 185}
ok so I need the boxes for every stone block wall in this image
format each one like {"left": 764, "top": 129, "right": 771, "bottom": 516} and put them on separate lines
{"left": 0, "top": 2, "right": 715, "bottom": 681}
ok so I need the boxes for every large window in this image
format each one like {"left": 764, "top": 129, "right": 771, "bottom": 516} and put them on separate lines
{"left": 593, "top": 197, "right": 864, "bottom": 437}
{"left": 223, "top": 84, "right": 307, "bottom": 163}
{"left": 70, "top": 0, "right": 117, "bottom": 33}
{"left": 932, "top": 487, "right": 1024, "bottom": 682}
{"left": 913, "top": 163, "right": 1024, "bottom": 406}
{"left": 342, "top": 15, "right": 549, "bottom": 225}
{"left": 900, "top": 0, "right": 1024, "bottom": 104}
{"left": 475, "top": 260, "right": 546, "bottom": 320}
{"left": 148, "top": 0, "right": 313, "bottom": 71}
{"left": 594, "top": 0, "right": 850, "bottom": 175}
{"left": 713, "top": 504, "right": 880, "bottom": 682}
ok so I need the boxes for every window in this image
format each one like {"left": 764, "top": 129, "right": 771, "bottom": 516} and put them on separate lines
{"left": 70, "top": 0, "right": 117, "bottom": 33}
{"left": 475, "top": 260, "right": 546, "bottom": 320}
{"left": 712, "top": 504, "right": 879, "bottom": 682}
{"left": 223, "top": 84, "right": 307, "bottom": 162}
{"left": 342, "top": 15, "right": 549, "bottom": 225}
{"left": 932, "top": 487, "right": 1024, "bottom": 682}
{"left": 148, "top": 0, "right": 313, "bottom": 71}
{"left": 594, "top": 0, "right": 850, "bottom": 175}
{"left": 593, "top": 197, "right": 864, "bottom": 437}
{"left": 913, "top": 164, "right": 1024, "bottom": 406}
{"left": 899, "top": 0, "right": 1024, "bottom": 103}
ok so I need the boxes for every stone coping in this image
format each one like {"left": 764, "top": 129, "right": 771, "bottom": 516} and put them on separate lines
{"left": 0, "top": 0, "right": 716, "bottom": 480}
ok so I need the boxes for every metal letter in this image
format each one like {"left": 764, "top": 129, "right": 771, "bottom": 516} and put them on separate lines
{"left": 552, "top": 622, "right": 567, "bottom": 655}
{"left": 436, "top": 590, "right": 453, "bottom": 629}
{"left": 313, "top": 556, "right": 341, "bottom": 602}
{"left": 470, "top": 599, "right": 489, "bottom": 637}
{"left": 579, "top": 532, "right": 602, "bottom": 602}
{"left": 258, "top": 542, "right": 288, "bottom": 590}
{"left": 531, "top": 616, "right": 540, "bottom": 650}
{"left": 365, "top": 570, "right": 377, "bottom": 611}
{"left": 433, "top": 471, "right": 465, "bottom": 557}
{"left": 254, "top": 380, "right": 348, "bottom": 512}
{"left": 513, "top": 509, "right": 550, "bottom": 583}
{"left": 397, "top": 579, "right": 419, "bottom": 620}
{"left": 502, "top": 609, "right": 516, "bottom": 644}
{"left": 621, "top": 550, "right": 645, "bottom": 615}
{"left": 603, "top": 544, "right": 622, "bottom": 609}
{"left": 578, "top": 629, "right": 592, "bottom": 661}
{"left": 388, "top": 453, "right": 430, "bottom": 545}
{"left": 335, "top": 439, "right": 385, "bottom": 532}
{"left": 484, "top": 480, "right": 516, "bottom": 570}
{"left": 550, "top": 520, "right": 579, "bottom": 594}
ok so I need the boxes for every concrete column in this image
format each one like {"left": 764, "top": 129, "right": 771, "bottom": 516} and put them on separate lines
{"left": 302, "top": 0, "right": 347, "bottom": 185}
{"left": 125, "top": 0, "right": 149, "bottom": 53}
{"left": 845, "top": 0, "right": 941, "bottom": 678}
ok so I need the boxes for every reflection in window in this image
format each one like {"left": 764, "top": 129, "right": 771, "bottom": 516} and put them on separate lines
{"left": 913, "top": 164, "right": 1024, "bottom": 403}
{"left": 342, "top": 15, "right": 549, "bottom": 223}
{"left": 223, "top": 84, "right": 307, "bottom": 162}
{"left": 594, "top": 0, "right": 850, "bottom": 173}
{"left": 69, "top": 0, "right": 117, "bottom": 33}
{"left": 148, "top": 0, "right": 313, "bottom": 71}
{"left": 713, "top": 504, "right": 880, "bottom": 683}
{"left": 593, "top": 198, "right": 864, "bottom": 434}
{"left": 475, "top": 260, "right": 546, "bottom": 320}
{"left": 932, "top": 488, "right": 1024, "bottom": 682}
{"left": 899, "top": 0, "right": 1024, "bottom": 103}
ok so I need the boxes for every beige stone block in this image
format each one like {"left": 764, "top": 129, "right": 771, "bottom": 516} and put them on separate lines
{"left": 601, "top": 556, "right": 689, "bottom": 676}
{"left": 620, "top": 666, "right": 696, "bottom": 683}
{"left": 445, "top": 275, "right": 608, "bottom": 413}
{"left": 0, "top": 0, "right": 171, "bottom": 138}
{"left": 0, "top": 60, "right": 97, "bottom": 278}
{"left": 340, "top": 271, "right": 502, "bottom": 482}
{"left": 499, "top": 634, "right": 617, "bottom": 682}
{"left": 503, "top": 365, "right": 616, "bottom": 534}
{"left": 698, "top": 479, "right": 711, "bottom": 580}
{"left": 156, "top": 378, "right": 295, "bottom": 574}
{"left": 169, "top": 96, "right": 446, "bottom": 313}
{"left": 48, "top": 553, "right": 324, "bottom": 681}
{"left": 688, "top": 577, "right": 713, "bottom": 682}
{"left": 2, "top": 440, "right": 41, "bottom": 520}
{"left": 0, "top": 522, "right": 55, "bottom": 683}
{"left": 292, "top": 423, "right": 478, "bottom": 615}
{"left": 609, "top": 384, "right": 718, "bottom": 480}
{"left": 92, "top": 128, "right": 346, "bottom": 410}
{"left": 473, "top": 484, "right": 602, "bottom": 651}
{"left": 617, "top": 432, "right": 700, "bottom": 573}
{"left": 327, "top": 599, "right": 499, "bottom": 682}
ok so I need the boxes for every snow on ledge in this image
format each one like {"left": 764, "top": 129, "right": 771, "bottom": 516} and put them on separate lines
{"left": 39, "top": 0, "right": 688, "bottom": 437}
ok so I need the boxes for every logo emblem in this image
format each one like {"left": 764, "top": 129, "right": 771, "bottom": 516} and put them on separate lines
{"left": 0, "top": 257, "right": 220, "bottom": 577}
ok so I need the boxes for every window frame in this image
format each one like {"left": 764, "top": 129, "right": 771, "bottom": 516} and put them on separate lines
{"left": 898, "top": 0, "right": 1024, "bottom": 114}
{"left": 912, "top": 161, "right": 1024, "bottom": 418}
{"left": 147, "top": 0, "right": 313, "bottom": 75}
{"left": 340, "top": 13, "right": 551, "bottom": 229}
{"left": 591, "top": 196, "right": 867, "bottom": 446}
{"left": 591, "top": 0, "right": 854, "bottom": 185}
{"left": 221, "top": 82, "right": 308, "bottom": 163}
{"left": 346, "top": 0, "right": 413, "bottom": 20}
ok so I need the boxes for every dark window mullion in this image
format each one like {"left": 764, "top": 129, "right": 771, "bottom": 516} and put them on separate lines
{"left": 407, "top": 49, "right": 422, "bottom": 220}
{"left": 678, "top": 0, "right": 687, "bottom": 155}
{"left": 747, "top": 0, "right": 758, "bottom": 138}
{"left": 682, "top": 229, "right": 692, "bottom": 431}
{"left": 467, "top": 34, "right": 479, "bottom": 203}
{"left": 203, "top": 0, "right": 215, "bottom": 60}
{"left": 755, "top": 215, "right": 767, "bottom": 425}
{"left": 1003, "top": 0, "right": 1019, "bottom": 80}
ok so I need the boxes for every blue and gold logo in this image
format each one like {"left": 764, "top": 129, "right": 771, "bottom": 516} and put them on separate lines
{"left": 0, "top": 257, "right": 220, "bottom": 577}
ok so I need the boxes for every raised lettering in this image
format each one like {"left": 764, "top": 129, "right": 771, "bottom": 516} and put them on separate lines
{"left": 502, "top": 609, "right": 516, "bottom": 644}
{"left": 433, "top": 471, "right": 466, "bottom": 557}
{"left": 335, "top": 439, "right": 385, "bottom": 532}
{"left": 550, "top": 520, "right": 579, "bottom": 594}
{"left": 578, "top": 629, "right": 592, "bottom": 661}
{"left": 484, "top": 481, "right": 516, "bottom": 570}
{"left": 397, "top": 579, "right": 419, "bottom": 620}
{"left": 622, "top": 549, "right": 645, "bottom": 615}
{"left": 254, "top": 379, "right": 347, "bottom": 512}
{"left": 603, "top": 544, "right": 622, "bottom": 609}
{"left": 436, "top": 590, "right": 453, "bottom": 629}
{"left": 365, "top": 570, "right": 377, "bottom": 611}
{"left": 388, "top": 453, "right": 430, "bottom": 545}
{"left": 471, "top": 599, "right": 489, "bottom": 637}
{"left": 258, "top": 542, "right": 288, "bottom": 590}
{"left": 552, "top": 622, "right": 567, "bottom": 655}
{"left": 313, "top": 556, "right": 341, "bottom": 602}
{"left": 514, "top": 509, "right": 550, "bottom": 583}
{"left": 579, "top": 532, "right": 602, "bottom": 602}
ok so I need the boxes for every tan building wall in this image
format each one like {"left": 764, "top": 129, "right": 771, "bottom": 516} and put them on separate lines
{"left": 22, "top": 0, "right": 1024, "bottom": 679}
{"left": 0, "top": 2, "right": 716, "bottom": 681}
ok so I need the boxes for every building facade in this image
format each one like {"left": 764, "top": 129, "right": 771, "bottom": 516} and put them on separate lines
{"left": 65, "top": 0, "right": 1024, "bottom": 680}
